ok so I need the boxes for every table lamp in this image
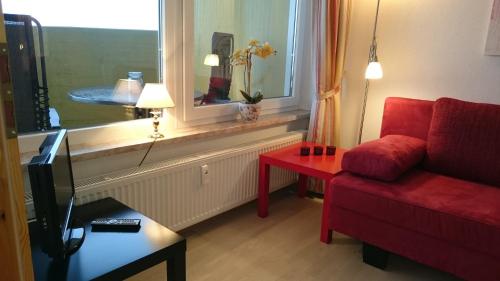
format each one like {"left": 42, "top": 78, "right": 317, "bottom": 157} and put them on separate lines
{"left": 112, "top": 78, "right": 143, "bottom": 105}
{"left": 365, "top": 0, "right": 383, "bottom": 80}
{"left": 359, "top": 0, "right": 383, "bottom": 144}
{"left": 204, "top": 54, "right": 219, "bottom": 66}
{"left": 135, "top": 83, "right": 175, "bottom": 138}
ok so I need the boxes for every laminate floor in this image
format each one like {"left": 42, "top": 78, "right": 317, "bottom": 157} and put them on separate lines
{"left": 128, "top": 187, "right": 460, "bottom": 281}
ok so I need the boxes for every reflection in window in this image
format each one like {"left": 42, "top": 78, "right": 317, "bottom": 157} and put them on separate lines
{"left": 194, "top": 0, "right": 297, "bottom": 107}
{"left": 2, "top": 0, "right": 160, "bottom": 132}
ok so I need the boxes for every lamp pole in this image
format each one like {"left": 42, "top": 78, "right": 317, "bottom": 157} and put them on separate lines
{"left": 358, "top": 80, "right": 370, "bottom": 144}
{"left": 358, "top": 0, "right": 382, "bottom": 144}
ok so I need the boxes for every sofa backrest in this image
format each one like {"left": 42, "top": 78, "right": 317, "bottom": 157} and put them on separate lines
{"left": 425, "top": 97, "right": 500, "bottom": 187}
{"left": 380, "top": 97, "right": 434, "bottom": 140}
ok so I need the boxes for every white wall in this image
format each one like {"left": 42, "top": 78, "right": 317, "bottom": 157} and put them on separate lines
{"left": 341, "top": 0, "right": 500, "bottom": 147}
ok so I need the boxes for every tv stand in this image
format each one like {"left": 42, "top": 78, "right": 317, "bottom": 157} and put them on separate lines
{"left": 29, "top": 198, "right": 186, "bottom": 281}
{"left": 65, "top": 226, "right": 85, "bottom": 256}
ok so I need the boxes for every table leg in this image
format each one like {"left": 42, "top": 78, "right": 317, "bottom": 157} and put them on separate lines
{"left": 258, "top": 161, "right": 270, "bottom": 218}
{"left": 320, "top": 179, "right": 333, "bottom": 244}
{"left": 167, "top": 252, "right": 186, "bottom": 281}
{"left": 297, "top": 174, "right": 308, "bottom": 198}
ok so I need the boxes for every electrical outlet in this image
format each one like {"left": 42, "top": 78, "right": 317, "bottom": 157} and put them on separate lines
{"left": 201, "top": 164, "right": 209, "bottom": 185}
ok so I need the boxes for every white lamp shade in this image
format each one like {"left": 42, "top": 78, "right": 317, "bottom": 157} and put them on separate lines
{"left": 112, "top": 78, "right": 143, "bottom": 104}
{"left": 136, "top": 83, "right": 175, "bottom": 109}
{"left": 365, "top": 61, "right": 383, "bottom": 79}
{"left": 204, "top": 54, "right": 219, "bottom": 66}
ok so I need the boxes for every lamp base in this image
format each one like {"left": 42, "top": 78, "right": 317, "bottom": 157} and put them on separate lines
{"left": 149, "top": 132, "right": 164, "bottom": 139}
{"left": 149, "top": 110, "right": 164, "bottom": 139}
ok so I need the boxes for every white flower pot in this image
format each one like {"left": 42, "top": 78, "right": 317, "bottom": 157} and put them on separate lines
{"left": 238, "top": 102, "right": 261, "bottom": 121}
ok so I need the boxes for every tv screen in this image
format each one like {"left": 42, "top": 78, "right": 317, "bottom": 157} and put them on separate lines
{"left": 29, "top": 129, "right": 76, "bottom": 259}
{"left": 51, "top": 133, "right": 74, "bottom": 240}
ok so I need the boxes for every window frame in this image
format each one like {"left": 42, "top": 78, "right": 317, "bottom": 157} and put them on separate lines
{"left": 2, "top": 0, "right": 164, "bottom": 133}
{"left": 14, "top": 0, "right": 309, "bottom": 153}
{"left": 176, "top": 0, "right": 302, "bottom": 127}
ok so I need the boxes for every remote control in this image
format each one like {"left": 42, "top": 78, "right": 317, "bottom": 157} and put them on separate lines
{"left": 91, "top": 218, "right": 141, "bottom": 232}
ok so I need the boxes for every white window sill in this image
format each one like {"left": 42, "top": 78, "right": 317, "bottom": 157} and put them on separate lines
{"left": 20, "top": 110, "right": 309, "bottom": 165}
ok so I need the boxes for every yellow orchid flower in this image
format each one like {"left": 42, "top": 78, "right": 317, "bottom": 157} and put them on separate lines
{"left": 254, "top": 47, "right": 263, "bottom": 58}
{"left": 255, "top": 42, "right": 275, "bottom": 58}
{"left": 230, "top": 39, "right": 277, "bottom": 103}
{"left": 232, "top": 49, "right": 242, "bottom": 57}
{"left": 232, "top": 41, "right": 276, "bottom": 62}
{"left": 248, "top": 39, "right": 260, "bottom": 47}
{"left": 262, "top": 42, "right": 275, "bottom": 56}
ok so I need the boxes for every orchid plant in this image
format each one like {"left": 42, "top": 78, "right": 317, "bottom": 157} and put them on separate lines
{"left": 230, "top": 40, "right": 277, "bottom": 104}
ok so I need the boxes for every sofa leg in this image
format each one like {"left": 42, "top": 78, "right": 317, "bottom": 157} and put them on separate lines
{"left": 362, "top": 243, "right": 389, "bottom": 270}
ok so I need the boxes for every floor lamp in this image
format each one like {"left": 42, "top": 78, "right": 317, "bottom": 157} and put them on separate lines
{"left": 358, "top": 0, "right": 383, "bottom": 144}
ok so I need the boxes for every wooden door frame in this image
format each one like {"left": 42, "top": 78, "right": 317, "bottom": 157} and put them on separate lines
{"left": 0, "top": 5, "right": 35, "bottom": 281}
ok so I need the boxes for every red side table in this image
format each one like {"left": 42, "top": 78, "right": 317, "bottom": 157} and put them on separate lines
{"left": 258, "top": 142, "right": 345, "bottom": 242}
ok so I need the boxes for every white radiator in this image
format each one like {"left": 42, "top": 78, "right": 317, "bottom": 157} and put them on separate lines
{"left": 68, "top": 132, "right": 304, "bottom": 231}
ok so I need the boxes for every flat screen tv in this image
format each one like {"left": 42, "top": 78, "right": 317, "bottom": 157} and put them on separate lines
{"left": 28, "top": 129, "right": 84, "bottom": 259}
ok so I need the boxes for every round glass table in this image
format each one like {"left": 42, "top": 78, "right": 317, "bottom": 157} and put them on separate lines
{"left": 68, "top": 86, "right": 139, "bottom": 106}
{"left": 68, "top": 86, "right": 146, "bottom": 119}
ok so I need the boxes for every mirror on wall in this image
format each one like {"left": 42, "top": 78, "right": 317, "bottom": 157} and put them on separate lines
{"left": 193, "top": 0, "right": 298, "bottom": 107}
{"left": 1, "top": 0, "right": 161, "bottom": 134}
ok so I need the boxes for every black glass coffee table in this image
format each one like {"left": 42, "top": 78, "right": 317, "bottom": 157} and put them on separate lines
{"left": 29, "top": 197, "right": 186, "bottom": 281}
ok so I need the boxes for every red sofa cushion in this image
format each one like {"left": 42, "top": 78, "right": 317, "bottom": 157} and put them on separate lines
{"left": 342, "top": 135, "right": 426, "bottom": 181}
{"left": 330, "top": 169, "right": 500, "bottom": 259}
{"left": 380, "top": 97, "right": 434, "bottom": 140}
{"left": 426, "top": 97, "right": 500, "bottom": 187}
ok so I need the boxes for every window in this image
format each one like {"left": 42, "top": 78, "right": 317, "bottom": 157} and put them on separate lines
{"left": 2, "top": 0, "right": 161, "bottom": 133}
{"left": 4, "top": 0, "right": 305, "bottom": 149}
{"left": 181, "top": 0, "right": 300, "bottom": 124}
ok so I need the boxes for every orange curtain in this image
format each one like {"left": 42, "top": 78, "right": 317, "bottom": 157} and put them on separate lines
{"left": 308, "top": 0, "right": 352, "bottom": 146}
{"left": 307, "top": 0, "right": 351, "bottom": 193}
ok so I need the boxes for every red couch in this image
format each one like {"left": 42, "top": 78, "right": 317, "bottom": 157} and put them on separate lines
{"left": 321, "top": 97, "right": 500, "bottom": 281}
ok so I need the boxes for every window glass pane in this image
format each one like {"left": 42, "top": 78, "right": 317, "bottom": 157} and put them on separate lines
{"left": 2, "top": 0, "right": 160, "bottom": 133}
{"left": 194, "top": 0, "right": 297, "bottom": 107}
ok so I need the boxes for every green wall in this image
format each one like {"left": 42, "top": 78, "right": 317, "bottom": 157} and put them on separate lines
{"left": 237, "top": 0, "right": 291, "bottom": 100}
{"left": 194, "top": 0, "right": 292, "bottom": 103}
{"left": 43, "top": 27, "right": 158, "bottom": 128}
{"left": 194, "top": 0, "right": 239, "bottom": 98}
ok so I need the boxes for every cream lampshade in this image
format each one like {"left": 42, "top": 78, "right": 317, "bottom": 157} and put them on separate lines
{"left": 136, "top": 83, "right": 174, "bottom": 109}
{"left": 204, "top": 54, "right": 219, "bottom": 66}
{"left": 136, "top": 83, "right": 175, "bottom": 138}
{"left": 365, "top": 61, "right": 383, "bottom": 79}
{"left": 112, "top": 78, "right": 143, "bottom": 105}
